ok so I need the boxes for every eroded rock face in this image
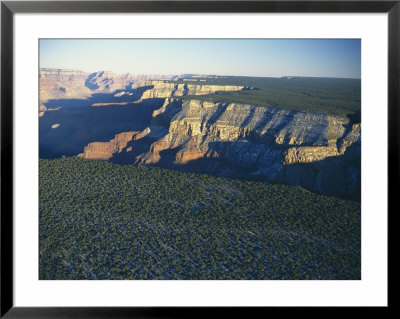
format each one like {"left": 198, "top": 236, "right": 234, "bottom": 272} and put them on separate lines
{"left": 137, "top": 99, "right": 354, "bottom": 163}
{"left": 140, "top": 81, "right": 244, "bottom": 99}
{"left": 84, "top": 71, "right": 135, "bottom": 93}
{"left": 284, "top": 124, "right": 361, "bottom": 164}
{"left": 185, "top": 84, "right": 245, "bottom": 96}
{"left": 39, "top": 69, "right": 92, "bottom": 103}
{"left": 40, "top": 69, "right": 133, "bottom": 103}
{"left": 78, "top": 126, "right": 168, "bottom": 162}
{"left": 133, "top": 99, "right": 361, "bottom": 200}
{"left": 78, "top": 131, "right": 139, "bottom": 160}
{"left": 141, "top": 82, "right": 178, "bottom": 99}
{"left": 65, "top": 75, "right": 360, "bottom": 200}
{"left": 39, "top": 69, "right": 178, "bottom": 103}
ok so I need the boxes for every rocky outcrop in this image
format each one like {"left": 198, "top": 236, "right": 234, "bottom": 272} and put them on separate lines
{"left": 39, "top": 69, "right": 241, "bottom": 104}
{"left": 184, "top": 84, "right": 245, "bottom": 96}
{"left": 140, "top": 82, "right": 178, "bottom": 99}
{"left": 174, "top": 138, "right": 220, "bottom": 164}
{"left": 134, "top": 98, "right": 361, "bottom": 200}
{"left": 78, "top": 126, "right": 167, "bottom": 161}
{"left": 91, "top": 102, "right": 132, "bottom": 107}
{"left": 139, "top": 81, "right": 244, "bottom": 99}
{"left": 39, "top": 69, "right": 91, "bottom": 103}
{"left": 114, "top": 91, "right": 133, "bottom": 97}
{"left": 39, "top": 104, "right": 62, "bottom": 117}
{"left": 84, "top": 71, "right": 135, "bottom": 93}
{"left": 284, "top": 123, "right": 361, "bottom": 164}
{"left": 78, "top": 131, "right": 139, "bottom": 160}
{"left": 41, "top": 69, "right": 361, "bottom": 200}
{"left": 39, "top": 69, "right": 137, "bottom": 102}
{"left": 39, "top": 104, "right": 47, "bottom": 117}
{"left": 39, "top": 69, "right": 179, "bottom": 103}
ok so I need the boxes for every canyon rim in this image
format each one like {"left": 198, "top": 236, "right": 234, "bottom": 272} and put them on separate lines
{"left": 39, "top": 39, "right": 361, "bottom": 280}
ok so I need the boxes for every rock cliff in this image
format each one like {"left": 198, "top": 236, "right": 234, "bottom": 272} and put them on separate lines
{"left": 78, "top": 131, "right": 140, "bottom": 160}
{"left": 133, "top": 99, "right": 361, "bottom": 200}
{"left": 78, "top": 126, "right": 167, "bottom": 161}
{"left": 84, "top": 71, "right": 136, "bottom": 93}
{"left": 41, "top": 70, "right": 361, "bottom": 201}
{"left": 39, "top": 69, "right": 178, "bottom": 103}
{"left": 139, "top": 81, "right": 244, "bottom": 99}
{"left": 39, "top": 69, "right": 92, "bottom": 103}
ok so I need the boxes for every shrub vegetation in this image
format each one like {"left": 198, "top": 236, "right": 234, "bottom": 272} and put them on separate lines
{"left": 170, "top": 76, "right": 361, "bottom": 121}
{"left": 39, "top": 157, "right": 361, "bottom": 280}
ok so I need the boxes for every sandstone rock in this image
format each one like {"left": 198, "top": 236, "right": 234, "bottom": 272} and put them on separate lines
{"left": 134, "top": 98, "right": 361, "bottom": 201}
{"left": 134, "top": 127, "right": 151, "bottom": 140}
{"left": 39, "top": 68, "right": 179, "bottom": 103}
{"left": 174, "top": 137, "right": 219, "bottom": 165}
{"left": 139, "top": 82, "right": 244, "bottom": 100}
{"left": 140, "top": 83, "right": 177, "bottom": 99}
{"left": 338, "top": 123, "right": 361, "bottom": 153}
{"left": 85, "top": 71, "right": 135, "bottom": 93}
{"left": 284, "top": 143, "right": 340, "bottom": 164}
{"left": 78, "top": 131, "right": 139, "bottom": 160}
{"left": 185, "top": 84, "right": 244, "bottom": 96}
{"left": 91, "top": 102, "right": 131, "bottom": 107}
{"left": 113, "top": 91, "right": 127, "bottom": 97}
{"left": 78, "top": 126, "right": 167, "bottom": 162}
{"left": 39, "top": 68, "right": 92, "bottom": 103}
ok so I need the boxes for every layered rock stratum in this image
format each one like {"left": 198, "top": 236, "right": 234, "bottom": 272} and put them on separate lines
{"left": 39, "top": 68, "right": 178, "bottom": 103}
{"left": 135, "top": 99, "right": 360, "bottom": 165}
{"left": 78, "top": 131, "right": 139, "bottom": 160}
{"left": 40, "top": 70, "right": 361, "bottom": 201}
{"left": 40, "top": 69, "right": 92, "bottom": 103}
{"left": 140, "top": 81, "right": 244, "bottom": 99}
{"left": 77, "top": 97, "right": 361, "bottom": 200}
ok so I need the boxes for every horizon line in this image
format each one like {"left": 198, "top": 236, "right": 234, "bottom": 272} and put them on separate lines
{"left": 39, "top": 67, "right": 361, "bottom": 80}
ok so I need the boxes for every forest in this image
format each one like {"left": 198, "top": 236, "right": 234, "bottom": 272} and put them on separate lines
{"left": 169, "top": 76, "right": 361, "bottom": 121}
{"left": 39, "top": 157, "right": 361, "bottom": 280}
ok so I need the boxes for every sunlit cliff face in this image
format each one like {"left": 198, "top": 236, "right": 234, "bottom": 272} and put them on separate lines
{"left": 40, "top": 70, "right": 361, "bottom": 201}
{"left": 77, "top": 97, "right": 360, "bottom": 201}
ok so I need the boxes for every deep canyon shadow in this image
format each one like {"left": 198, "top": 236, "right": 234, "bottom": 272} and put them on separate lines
{"left": 141, "top": 140, "right": 360, "bottom": 202}
{"left": 40, "top": 94, "right": 360, "bottom": 202}
{"left": 40, "top": 97, "right": 164, "bottom": 158}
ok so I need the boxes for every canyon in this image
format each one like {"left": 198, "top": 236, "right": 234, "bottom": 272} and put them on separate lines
{"left": 39, "top": 68, "right": 179, "bottom": 104}
{"left": 40, "top": 69, "right": 361, "bottom": 201}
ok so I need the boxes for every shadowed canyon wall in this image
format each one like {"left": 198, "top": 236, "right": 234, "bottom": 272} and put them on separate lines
{"left": 40, "top": 70, "right": 361, "bottom": 201}
{"left": 39, "top": 68, "right": 178, "bottom": 104}
{"left": 77, "top": 98, "right": 361, "bottom": 201}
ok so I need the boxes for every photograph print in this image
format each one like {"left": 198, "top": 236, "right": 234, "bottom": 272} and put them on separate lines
{"left": 39, "top": 39, "right": 361, "bottom": 280}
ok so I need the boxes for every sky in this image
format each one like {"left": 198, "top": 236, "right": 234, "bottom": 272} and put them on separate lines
{"left": 40, "top": 39, "right": 361, "bottom": 79}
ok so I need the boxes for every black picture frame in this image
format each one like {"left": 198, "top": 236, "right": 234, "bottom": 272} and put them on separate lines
{"left": 1, "top": 0, "right": 396, "bottom": 317}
